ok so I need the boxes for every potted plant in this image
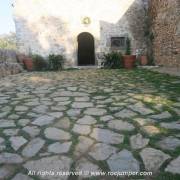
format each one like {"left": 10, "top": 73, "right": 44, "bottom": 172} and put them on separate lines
{"left": 48, "top": 54, "right": 64, "bottom": 71}
{"left": 17, "top": 54, "right": 26, "bottom": 65}
{"left": 101, "top": 51, "right": 123, "bottom": 69}
{"left": 17, "top": 53, "right": 33, "bottom": 70}
{"left": 21, "top": 48, "right": 34, "bottom": 71}
{"left": 22, "top": 56, "right": 33, "bottom": 71}
{"left": 123, "top": 38, "right": 136, "bottom": 69}
{"left": 32, "top": 54, "right": 47, "bottom": 71}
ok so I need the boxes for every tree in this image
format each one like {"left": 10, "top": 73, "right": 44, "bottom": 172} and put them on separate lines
{"left": 0, "top": 32, "right": 17, "bottom": 50}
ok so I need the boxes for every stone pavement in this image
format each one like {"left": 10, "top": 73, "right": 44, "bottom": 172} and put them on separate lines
{"left": 0, "top": 69, "right": 180, "bottom": 179}
{"left": 141, "top": 66, "right": 180, "bottom": 77}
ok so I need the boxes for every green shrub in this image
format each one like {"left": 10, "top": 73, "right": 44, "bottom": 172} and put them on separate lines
{"left": 0, "top": 33, "right": 17, "bottom": 50}
{"left": 48, "top": 54, "right": 64, "bottom": 71}
{"left": 32, "top": 54, "right": 47, "bottom": 71}
{"left": 101, "top": 51, "right": 123, "bottom": 69}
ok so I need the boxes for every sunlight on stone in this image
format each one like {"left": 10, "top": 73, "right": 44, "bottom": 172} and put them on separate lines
{"left": 14, "top": 0, "right": 135, "bottom": 24}
{"left": 133, "top": 118, "right": 155, "bottom": 126}
{"left": 29, "top": 76, "right": 52, "bottom": 83}
{"left": 142, "top": 125, "right": 161, "bottom": 136}
{"left": 132, "top": 94, "right": 173, "bottom": 106}
{"left": 13, "top": 0, "right": 136, "bottom": 58}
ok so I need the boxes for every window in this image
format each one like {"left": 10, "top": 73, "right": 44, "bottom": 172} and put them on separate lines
{"left": 111, "top": 37, "right": 126, "bottom": 49}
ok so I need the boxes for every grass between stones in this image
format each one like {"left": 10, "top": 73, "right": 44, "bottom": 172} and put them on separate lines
{"left": 0, "top": 69, "right": 180, "bottom": 179}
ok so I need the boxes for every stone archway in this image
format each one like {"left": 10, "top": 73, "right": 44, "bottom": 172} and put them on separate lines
{"left": 77, "top": 32, "right": 95, "bottom": 66}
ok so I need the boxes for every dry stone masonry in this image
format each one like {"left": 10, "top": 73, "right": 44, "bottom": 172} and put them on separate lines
{"left": 149, "top": 0, "right": 180, "bottom": 67}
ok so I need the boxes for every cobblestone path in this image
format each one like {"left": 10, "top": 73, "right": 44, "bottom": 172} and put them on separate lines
{"left": 0, "top": 69, "right": 180, "bottom": 180}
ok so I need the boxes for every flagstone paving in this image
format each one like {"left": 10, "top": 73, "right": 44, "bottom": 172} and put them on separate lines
{"left": 0, "top": 69, "right": 180, "bottom": 179}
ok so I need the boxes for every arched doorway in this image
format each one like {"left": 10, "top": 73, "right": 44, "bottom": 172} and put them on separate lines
{"left": 77, "top": 32, "right": 95, "bottom": 66}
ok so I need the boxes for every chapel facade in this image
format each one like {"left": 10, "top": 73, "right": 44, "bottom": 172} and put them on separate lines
{"left": 13, "top": 0, "right": 148, "bottom": 67}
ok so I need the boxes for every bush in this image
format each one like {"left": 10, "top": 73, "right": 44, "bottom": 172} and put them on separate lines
{"left": 0, "top": 33, "right": 17, "bottom": 50}
{"left": 101, "top": 51, "right": 123, "bottom": 69}
{"left": 48, "top": 54, "right": 64, "bottom": 71}
{"left": 32, "top": 54, "right": 47, "bottom": 71}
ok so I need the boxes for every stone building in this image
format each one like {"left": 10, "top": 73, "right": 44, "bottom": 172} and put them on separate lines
{"left": 13, "top": 0, "right": 148, "bottom": 67}
{"left": 149, "top": 0, "right": 180, "bottom": 67}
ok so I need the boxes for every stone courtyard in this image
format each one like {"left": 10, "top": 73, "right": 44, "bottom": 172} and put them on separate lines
{"left": 0, "top": 69, "right": 180, "bottom": 179}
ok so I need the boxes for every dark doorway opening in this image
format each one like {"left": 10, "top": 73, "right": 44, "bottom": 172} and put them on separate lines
{"left": 78, "top": 32, "right": 95, "bottom": 66}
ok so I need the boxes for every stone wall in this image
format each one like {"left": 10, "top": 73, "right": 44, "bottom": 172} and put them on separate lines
{"left": 0, "top": 49, "right": 17, "bottom": 63}
{"left": 13, "top": 0, "right": 148, "bottom": 67}
{"left": 149, "top": 0, "right": 180, "bottom": 67}
{"left": 0, "top": 49, "right": 23, "bottom": 78}
{"left": 100, "top": 0, "right": 148, "bottom": 54}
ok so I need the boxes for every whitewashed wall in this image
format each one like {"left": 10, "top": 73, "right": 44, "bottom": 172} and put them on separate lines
{"left": 13, "top": 0, "right": 147, "bottom": 66}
